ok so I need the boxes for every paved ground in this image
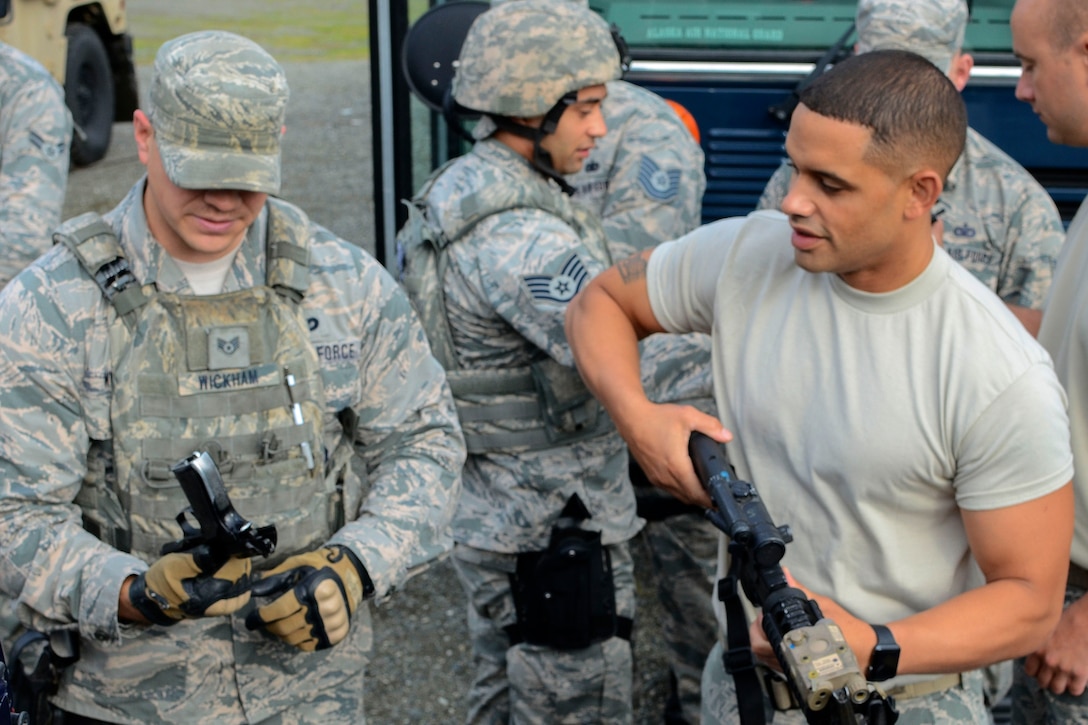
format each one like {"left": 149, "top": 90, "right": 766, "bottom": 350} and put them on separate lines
{"left": 61, "top": 10, "right": 676, "bottom": 724}
{"left": 63, "top": 60, "right": 374, "bottom": 255}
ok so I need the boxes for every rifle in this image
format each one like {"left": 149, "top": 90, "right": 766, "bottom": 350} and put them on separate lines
{"left": 161, "top": 451, "right": 278, "bottom": 560}
{"left": 688, "top": 432, "right": 899, "bottom": 725}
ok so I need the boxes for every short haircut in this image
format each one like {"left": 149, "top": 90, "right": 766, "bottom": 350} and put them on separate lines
{"left": 798, "top": 49, "right": 967, "bottom": 179}
{"left": 1044, "top": 0, "right": 1088, "bottom": 49}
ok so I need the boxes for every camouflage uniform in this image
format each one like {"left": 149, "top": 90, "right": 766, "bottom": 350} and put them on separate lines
{"left": 404, "top": 3, "right": 642, "bottom": 722}
{"left": 567, "top": 78, "right": 718, "bottom": 725}
{"left": 435, "top": 135, "right": 642, "bottom": 725}
{"left": 0, "top": 31, "right": 464, "bottom": 725}
{"left": 758, "top": 0, "right": 1063, "bottom": 312}
{"left": 757, "top": 127, "right": 1064, "bottom": 309}
{"left": 0, "top": 41, "right": 72, "bottom": 288}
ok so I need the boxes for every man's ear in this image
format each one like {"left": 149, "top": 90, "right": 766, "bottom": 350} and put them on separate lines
{"left": 904, "top": 169, "right": 943, "bottom": 222}
{"left": 948, "top": 52, "right": 974, "bottom": 92}
{"left": 133, "top": 110, "right": 153, "bottom": 165}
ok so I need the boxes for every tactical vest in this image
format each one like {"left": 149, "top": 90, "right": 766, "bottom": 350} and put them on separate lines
{"left": 396, "top": 160, "right": 614, "bottom": 455}
{"left": 56, "top": 201, "right": 345, "bottom": 567}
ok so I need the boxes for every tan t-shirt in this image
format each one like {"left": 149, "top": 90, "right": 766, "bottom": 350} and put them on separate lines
{"left": 648, "top": 211, "right": 1072, "bottom": 629}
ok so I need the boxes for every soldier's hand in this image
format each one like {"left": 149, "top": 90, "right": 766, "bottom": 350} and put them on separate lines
{"left": 245, "top": 545, "right": 373, "bottom": 651}
{"left": 127, "top": 545, "right": 252, "bottom": 626}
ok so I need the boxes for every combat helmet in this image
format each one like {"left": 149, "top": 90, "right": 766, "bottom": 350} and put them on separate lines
{"left": 452, "top": 0, "right": 626, "bottom": 189}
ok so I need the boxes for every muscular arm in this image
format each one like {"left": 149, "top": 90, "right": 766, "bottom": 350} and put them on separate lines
{"left": 565, "top": 250, "right": 728, "bottom": 504}
{"left": 754, "top": 485, "right": 1074, "bottom": 676}
{"left": 565, "top": 250, "right": 663, "bottom": 417}
{"left": 891, "top": 484, "right": 1073, "bottom": 673}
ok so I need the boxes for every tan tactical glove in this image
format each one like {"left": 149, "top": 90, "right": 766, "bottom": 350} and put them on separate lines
{"left": 245, "top": 545, "right": 374, "bottom": 651}
{"left": 128, "top": 545, "right": 252, "bottom": 626}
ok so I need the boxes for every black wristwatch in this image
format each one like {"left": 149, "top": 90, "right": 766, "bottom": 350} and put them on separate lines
{"left": 866, "top": 624, "right": 900, "bottom": 682}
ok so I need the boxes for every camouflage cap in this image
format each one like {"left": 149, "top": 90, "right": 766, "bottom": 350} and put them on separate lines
{"left": 147, "top": 30, "right": 288, "bottom": 194}
{"left": 453, "top": 0, "right": 621, "bottom": 118}
{"left": 856, "top": 0, "right": 968, "bottom": 74}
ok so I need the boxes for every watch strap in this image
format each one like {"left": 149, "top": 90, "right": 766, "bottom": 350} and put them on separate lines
{"left": 867, "top": 623, "right": 900, "bottom": 682}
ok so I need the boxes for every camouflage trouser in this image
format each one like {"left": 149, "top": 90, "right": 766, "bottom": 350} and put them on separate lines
{"left": 637, "top": 487, "right": 718, "bottom": 725}
{"left": 252, "top": 689, "right": 368, "bottom": 725}
{"left": 700, "top": 640, "right": 990, "bottom": 724}
{"left": 451, "top": 541, "right": 635, "bottom": 725}
{"left": 57, "top": 688, "right": 369, "bottom": 725}
{"left": 1009, "top": 585, "right": 1088, "bottom": 724}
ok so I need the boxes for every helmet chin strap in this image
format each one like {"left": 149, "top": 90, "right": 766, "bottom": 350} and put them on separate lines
{"left": 492, "top": 91, "right": 578, "bottom": 195}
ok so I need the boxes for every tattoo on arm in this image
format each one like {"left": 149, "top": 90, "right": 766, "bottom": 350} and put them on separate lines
{"left": 616, "top": 255, "right": 647, "bottom": 285}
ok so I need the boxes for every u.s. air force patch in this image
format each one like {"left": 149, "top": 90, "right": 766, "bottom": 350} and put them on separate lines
{"left": 638, "top": 155, "right": 681, "bottom": 201}
{"left": 523, "top": 253, "right": 590, "bottom": 303}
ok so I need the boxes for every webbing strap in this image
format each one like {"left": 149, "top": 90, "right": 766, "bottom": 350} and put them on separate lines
{"left": 721, "top": 547, "right": 766, "bottom": 725}
{"left": 448, "top": 368, "right": 535, "bottom": 397}
{"left": 461, "top": 428, "right": 554, "bottom": 454}
{"left": 138, "top": 385, "right": 293, "bottom": 418}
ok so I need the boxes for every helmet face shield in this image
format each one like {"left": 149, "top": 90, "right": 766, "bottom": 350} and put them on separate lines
{"left": 452, "top": 0, "right": 622, "bottom": 118}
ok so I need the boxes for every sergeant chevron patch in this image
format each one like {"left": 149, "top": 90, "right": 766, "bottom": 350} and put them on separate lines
{"left": 523, "top": 253, "right": 590, "bottom": 303}
{"left": 638, "top": 155, "right": 681, "bottom": 201}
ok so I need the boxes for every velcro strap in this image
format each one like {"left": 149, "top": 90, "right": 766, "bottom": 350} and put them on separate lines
{"left": 449, "top": 369, "right": 534, "bottom": 397}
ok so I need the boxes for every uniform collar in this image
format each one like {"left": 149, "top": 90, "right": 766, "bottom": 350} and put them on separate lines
{"left": 106, "top": 175, "right": 270, "bottom": 294}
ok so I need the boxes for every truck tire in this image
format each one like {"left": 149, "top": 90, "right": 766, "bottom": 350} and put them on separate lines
{"left": 65, "top": 23, "right": 114, "bottom": 166}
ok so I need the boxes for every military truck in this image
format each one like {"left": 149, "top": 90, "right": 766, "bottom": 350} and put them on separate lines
{"left": 0, "top": 0, "right": 138, "bottom": 166}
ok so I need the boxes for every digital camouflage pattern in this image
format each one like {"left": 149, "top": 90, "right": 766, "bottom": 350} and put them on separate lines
{"left": 856, "top": 0, "right": 968, "bottom": 73}
{"left": 0, "top": 181, "right": 464, "bottom": 723}
{"left": 59, "top": 200, "right": 334, "bottom": 568}
{"left": 452, "top": 0, "right": 621, "bottom": 118}
{"left": 701, "top": 641, "right": 992, "bottom": 724}
{"left": 568, "top": 80, "right": 706, "bottom": 259}
{"left": 0, "top": 41, "right": 71, "bottom": 288}
{"left": 452, "top": 543, "right": 636, "bottom": 724}
{"left": 148, "top": 31, "right": 287, "bottom": 194}
{"left": 568, "top": 77, "right": 718, "bottom": 724}
{"left": 427, "top": 139, "right": 639, "bottom": 553}
{"left": 420, "top": 136, "right": 640, "bottom": 723}
{"left": 758, "top": 127, "right": 1063, "bottom": 309}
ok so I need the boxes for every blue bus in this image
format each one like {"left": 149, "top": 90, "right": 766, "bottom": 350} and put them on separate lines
{"left": 598, "top": 0, "right": 1088, "bottom": 224}
{"left": 371, "top": 0, "right": 1088, "bottom": 265}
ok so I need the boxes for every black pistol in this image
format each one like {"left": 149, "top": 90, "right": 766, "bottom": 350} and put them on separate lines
{"left": 161, "top": 451, "right": 277, "bottom": 559}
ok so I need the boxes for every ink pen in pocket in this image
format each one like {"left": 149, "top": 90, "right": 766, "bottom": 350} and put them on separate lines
{"left": 284, "top": 367, "right": 316, "bottom": 470}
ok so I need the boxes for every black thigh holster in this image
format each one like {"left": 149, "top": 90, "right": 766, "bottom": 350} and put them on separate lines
{"left": 507, "top": 526, "right": 618, "bottom": 651}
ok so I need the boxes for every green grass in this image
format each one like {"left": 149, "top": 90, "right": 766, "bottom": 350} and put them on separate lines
{"left": 132, "top": 11, "right": 368, "bottom": 64}
{"left": 130, "top": 0, "right": 433, "bottom": 65}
